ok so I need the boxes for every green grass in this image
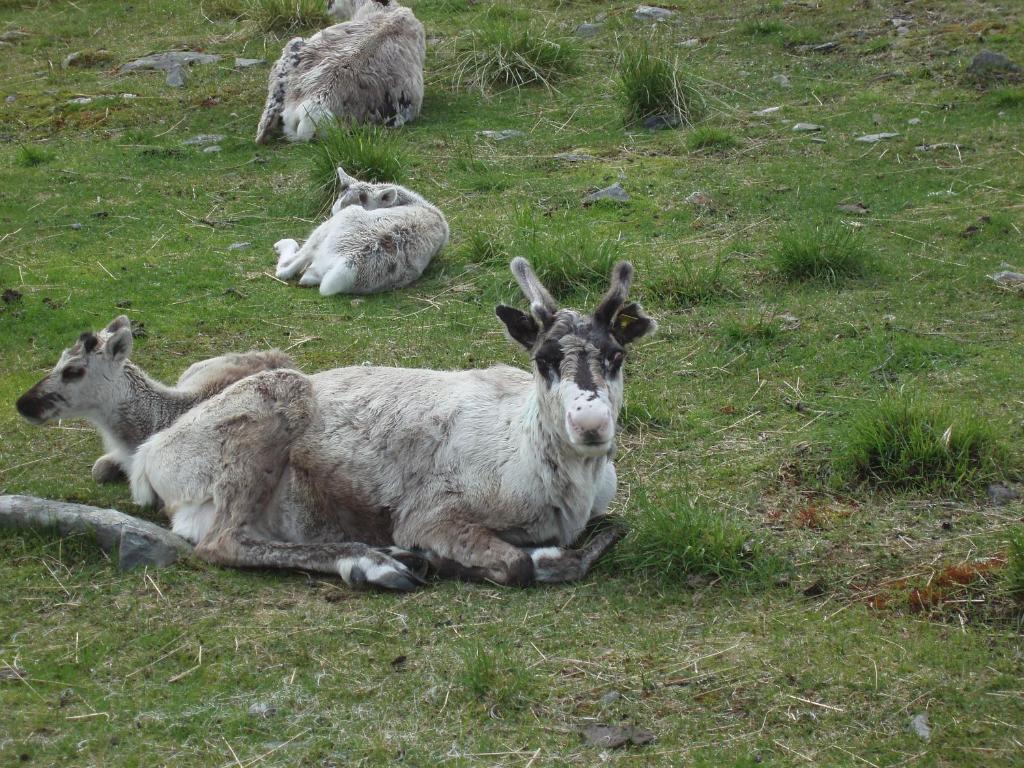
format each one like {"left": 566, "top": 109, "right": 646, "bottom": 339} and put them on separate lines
{"left": 1005, "top": 528, "right": 1024, "bottom": 597}
{"left": 686, "top": 125, "right": 741, "bottom": 152}
{"left": 307, "top": 120, "right": 407, "bottom": 212}
{"left": 835, "top": 396, "right": 1010, "bottom": 496}
{"left": 452, "top": 23, "right": 580, "bottom": 92}
{"left": 618, "top": 43, "right": 703, "bottom": 126}
{"left": 771, "top": 223, "right": 871, "bottom": 283}
{"left": 226, "top": 0, "right": 329, "bottom": 33}
{"left": 2, "top": 0, "right": 1024, "bottom": 764}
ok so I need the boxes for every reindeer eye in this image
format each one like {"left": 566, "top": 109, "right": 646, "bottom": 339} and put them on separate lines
{"left": 61, "top": 367, "right": 85, "bottom": 382}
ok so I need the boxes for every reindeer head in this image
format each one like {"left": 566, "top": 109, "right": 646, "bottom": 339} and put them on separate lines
{"left": 332, "top": 167, "right": 401, "bottom": 215}
{"left": 16, "top": 316, "right": 134, "bottom": 425}
{"left": 326, "top": 0, "right": 390, "bottom": 21}
{"left": 496, "top": 259, "right": 656, "bottom": 457}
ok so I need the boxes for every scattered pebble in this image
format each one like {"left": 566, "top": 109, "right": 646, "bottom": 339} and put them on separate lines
{"left": 679, "top": 38, "right": 701, "bottom": 47}
{"left": 907, "top": 117, "right": 921, "bottom": 125}
{"left": 203, "top": 145, "right": 222, "bottom": 153}
{"left": 771, "top": 74, "right": 791, "bottom": 88}
{"left": 70, "top": 223, "right": 82, "bottom": 230}
{"left": 0, "top": 30, "right": 28, "bottom": 42}
{"left": 915, "top": 142, "right": 961, "bottom": 152}
{"left": 600, "top": 691, "right": 622, "bottom": 705}
{"left": 776, "top": 313, "right": 800, "bottom": 331}
{"left": 909, "top": 713, "right": 932, "bottom": 742}
{"left": 120, "top": 51, "right": 221, "bottom": 73}
{"left": 895, "top": 26, "right": 910, "bottom": 36}
{"left": 581, "top": 724, "right": 655, "bottom": 748}
{"left": 809, "top": 136, "right": 827, "bottom": 144}
{"left": 796, "top": 41, "right": 839, "bottom": 54}
{"left": 183, "top": 133, "right": 225, "bottom": 146}
{"left": 5, "top": 95, "right": 15, "bottom": 104}
{"left": 583, "top": 183, "right": 630, "bottom": 204}
{"left": 792, "top": 123, "right": 823, "bottom": 132}
{"left": 67, "top": 97, "right": 93, "bottom": 105}
{"left": 554, "top": 152, "right": 594, "bottom": 163}
{"left": 235, "top": 57, "right": 266, "bottom": 69}
{"left": 684, "top": 191, "right": 712, "bottom": 206}
{"left": 634, "top": 5, "right": 675, "bottom": 21}
{"left": 248, "top": 702, "right": 277, "bottom": 718}
{"left": 891, "top": 17, "right": 913, "bottom": 28}
{"left": 476, "top": 129, "right": 524, "bottom": 141}
{"left": 574, "top": 22, "right": 602, "bottom": 38}
{"left": 753, "top": 106, "right": 781, "bottom": 116}
{"left": 856, "top": 132, "right": 899, "bottom": 143}
{"left": 122, "top": 93, "right": 137, "bottom": 100}
{"left": 228, "top": 242, "right": 252, "bottom": 250}
{"left": 987, "top": 482, "right": 1020, "bottom": 505}
{"left": 837, "top": 202, "right": 870, "bottom": 215}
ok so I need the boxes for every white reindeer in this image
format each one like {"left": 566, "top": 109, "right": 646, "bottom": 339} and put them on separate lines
{"left": 128, "top": 260, "right": 656, "bottom": 590}
{"left": 16, "top": 316, "right": 293, "bottom": 483}
{"left": 255, "top": 0, "right": 425, "bottom": 143}
{"left": 274, "top": 167, "right": 449, "bottom": 295}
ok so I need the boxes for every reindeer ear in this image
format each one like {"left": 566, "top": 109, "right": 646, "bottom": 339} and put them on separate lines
{"left": 610, "top": 302, "right": 656, "bottom": 345}
{"left": 336, "top": 166, "right": 355, "bottom": 187}
{"left": 379, "top": 189, "right": 398, "bottom": 207}
{"left": 495, "top": 305, "right": 540, "bottom": 350}
{"left": 104, "top": 315, "right": 131, "bottom": 334}
{"left": 105, "top": 326, "right": 133, "bottom": 363}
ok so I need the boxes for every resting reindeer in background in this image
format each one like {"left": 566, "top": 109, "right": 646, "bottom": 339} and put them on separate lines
{"left": 255, "top": 0, "right": 425, "bottom": 143}
{"left": 129, "top": 259, "right": 656, "bottom": 591}
{"left": 16, "top": 316, "right": 292, "bottom": 483}
{"left": 274, "top": 167, "right": 449, "bottom": 294}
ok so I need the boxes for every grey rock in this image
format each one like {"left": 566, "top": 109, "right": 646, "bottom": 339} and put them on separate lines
{"left": 554, "top": 152, "right": 594, "bottom": 163}
{"left": 122, "top": 93, "right": 138, "bottom": 100}
{"left": 856, "top": 132, "right": 899, "bottom": 143}
{"left": 165, "top": 64, "right": 187, "bottom": 87}
{"left": 476, "top": 129, "right": 524, "bottom": 141}
{"left": 679, "top": 37, "right": 701, "bottom": 47}
{"left": 234, "top": 57, "right": 266, "bottom": 69}
{"left": 5, "top": 95, "right": 15, "bottom": 104}
{"left": 909, "top": 713, "right": 932, "bottom": 742}
{"left": 575, "top": 22, "right": 602, "bottom": 38}
{"left": 809, "top": 136, "right": 827, "bottom": 144}
{"left": 796, "top": 41, "right": 839, "bottom": 54}
{"left": 203, "top": 145, "right": 222, "bottom": 153}
{"left": 915, "top": 142, "right": 961, "bottom": 152}
{"left": 600, "top": 691, "right": 622, "bottom": 705}
{"left": 581, "top": 724, "right": 655, "bottom": 748}
{"left": 753, "top": 106, "right": 781, "bottom": 116}
{"left": 70, "top": 222, "right": 83, "bottom": 230}
{"left": 248, "top": 702, "right": 277, "bottom": 718}
{"left": 62, "top": 52, "right": 82, "bottom": 68}
{"left": 228, "top": 241, "right": 252, "bottom": 250}
{"left": 67, "top": 97, "right": 93, "bottom": 105}
{"left": 792, "top": 123, "right": 823, "bottom": 132}
{"left": 771, "top": 74, "right": 792, "bottom": 88}
{"left": 991, "top": 270, "right": 1024, "bottom": 288}
{"left": 684, "top": 191, "right": 712, "bottom": 207}
{"left": 987, "top": 482, "right": 1020, "bottom": 505}
{"left": 837, "top": 202, "right": 870, "bottom": 215}
{"left": 896, "top": 26, "right": 910, "bottom": 36}
{"left": 0, "top": 495, "right": 192, "bottom": 571}
{"left": 907, "top": 117, "right": 921, "bottom": 125}
{"left": 642, "top": 113, "right": 680, "bottom": 130}
{"left": 120, "top": 51, "right": 221, "bottom": 73}
{"left": 967, "top": 50, "right": 1021, "bottom": 80}
{"left": 183, "top": 133, "right": 225, "bottom": 146}
{"left": 891, "top": 18, "right": 913, "bottom": 27}
{"left": 584, "top": 183, "right": 630, "bottom": 204}
{"left": 634, "top": 5, "right": 674, "bottom": 21}
{"left": 0, "top": 30, "right": 28, "bottom": 42}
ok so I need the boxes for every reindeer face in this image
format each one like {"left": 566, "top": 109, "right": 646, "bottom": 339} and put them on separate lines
{"left": 332, "top": 167, "right": 400, "bottom": 215}
{"left": 16, "top": 316, "right": 134, "bottom": 425}
{"left": 326, "top": 0, "right": 357, "bottom": 20}
{"left": 496, "top": 260, "right": 655, "bottom": 457}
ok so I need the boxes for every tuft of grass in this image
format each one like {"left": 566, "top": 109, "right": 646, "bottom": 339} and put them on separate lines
{"left": 990, "top": 87, "right": 1024, "bottom": 108}
{"left": 612, "top": 491, "right": 771, "bottom": 582}
{"left": 644, "top": 257, "right": 736, "bottom": 308}
{"left": 456, "top": 642, "right": 534, "bottom": 710}
{"left": 16, "top": 145, "right": 53, "bottom": 167}
{"left": 686, "top": 126, "right": 741, "bottom": 152}
{"left": 724, "top": 311, "right": 781, "bottom": 345}
{"left": 452, "top": 24, "right": 579, "bottom": 92}
{"left": 509, "top": 218, "right": 620, "bottom": 299}
{"left": 836, "top": 395, "right": 1010, "bottom": 496}
{"left": 618, "top": 43, "right": 703, "bottom": 127}
{"left": 1005, "top": 528, "right": 1024, "bottom": 598}
{"left": 771, "top": 223, "right": 871, "bottom": 283}
{"left": 308, "top": 121, "right": 406, "bottom": 213}
{"left": 209, "top": 0, "right": 329, "bottom": 32}
{"left": 740, "top": 20, "right": 785, "bottom": 37}
{"left": 464, "top": 229, "right": 506, "bottom": 264}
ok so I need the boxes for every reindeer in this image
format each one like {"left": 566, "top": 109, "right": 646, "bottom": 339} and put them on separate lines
{"left": 16, "top": 316, "right": 293, "bottom": 483}
{"left": 273, "top": 167, "right": 449, "bottom": 295}
{"left": 128, "top": 260, "right": 655, "bottom": 590}
{"left": 255, "top": 0, "right": 425, "bottom": 143}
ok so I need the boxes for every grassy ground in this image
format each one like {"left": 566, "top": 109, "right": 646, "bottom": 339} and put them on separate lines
{"left": 2, "top": 0, "right": 1023, "bottom": 765}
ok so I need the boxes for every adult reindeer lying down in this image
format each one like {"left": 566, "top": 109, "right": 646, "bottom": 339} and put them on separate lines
{"left": 130, "top": 260, "right": 656, "bottom": 590}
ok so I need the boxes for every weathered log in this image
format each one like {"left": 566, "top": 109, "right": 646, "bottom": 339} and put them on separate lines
{"left": 0, "top": 495, "right": 192, "bottom": 570}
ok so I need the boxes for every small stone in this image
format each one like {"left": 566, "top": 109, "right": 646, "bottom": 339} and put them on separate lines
{"left": 120, "top": 51, "right": 221, "bottom": 73}
{"left": 891, "top": 18, "right": 913, "bottom": 28}
{"left": 475, "top": 129, "right": 524, "bottom": 141}
{"left": 203, "top": 145, "right": 222, "bottom": 153}
{"left": 771, "top": 74, "right": 791, "bottom": 88}
{"left": 990, "top": 270, "right": 1024, "bottom": 288}
{"left": 967, "top": 50, "right": 1021, "bottom": 81}
{"left": 5, "top": 95, "right": 15, "bottom": 104}
{"left": 165, "top": 64, "right": 187, "bottom": 87}
{"left": 228, "top": 242, "right": 251, "bottom": 250}
{"left": 122, "top": 93, "right": 137, "bottom": 100}
{"left": 0, "top": 30, "right": 28, "bottom": 42}
{"left": 792, "top": 123, "right": 823, "bottom": 132}
{"left": 634, "top": 5, "right": 675, "bottom": 21}
{"left": 684, "top": 191, "right": 712, "bottom": 207}
{"left": 183, "top": 133, "right": 225, "bottom": 146}
{"left": 62, "top": 52, "right": 81, "bottom": 68}
{"left": 896, "top": 26, "right": 910, "bottom": 36}
{"left": 554, "top": 152, "right": 594, "bottom": 163}
{"left": 575, "top": 22, "right": 602, "bottom": 38}
{"left": 856, "top": 132, "right": 899, "bottom": 143}
{"left": 583, "top": 183, "right": 630, "bottom": 204}
{"left": 987, "top": 483, "right": 1020, "bottom": 505}
{"left": 809, "top": 137, "right": 827, "bottom": 144}
{"left": 909, "top": 713, "right": 932, "bottom": 742}
{"left": 907, "top": 117, "right": 921, "bottom": 125}
{"left": 837, "top": 203, "right": 870, "bottom": 215}
{"left": 248, "top": 702, "right": 277, "bottom": 718}
{"left": 67, "top": 97, "right": 93, "bottom": 105}
{"left": 600, "top": 690, "right": 622, "bottom": 705}
{"left": 775, "top": 313, "right": 800, "bottom": 330}
{"left": 642, "top": 113, "right": 679, "bottom": 130}
{"left": 797, "top": 41, "right": 839, "bottom": 54}
{"left": 753, "top": 106, "right": 781, "bottom": 116}
{"left": 581, "top": 724, "right": 655, "bottom": 749}
{"left": 234, "top": 57, "right": 266, "bottom": 69}
{"left": 679, "top": 38, "right": 701, "bottom": 47}
{"left": 70, "top": 222, "right": 82, "bottom": 230}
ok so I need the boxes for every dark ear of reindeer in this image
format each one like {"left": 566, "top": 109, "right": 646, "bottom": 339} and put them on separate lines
{"left": 509, "top": 257, "right": 557, "bottom": 327}
{"left": 495, "top": 305, "right": 540, "bottom": 350}
{"left": 594, "top": 262, "right": 656, "bottom": 345}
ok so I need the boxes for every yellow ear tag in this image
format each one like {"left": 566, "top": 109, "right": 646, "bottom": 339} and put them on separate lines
{"left": 617, "top": 313, "right": 635, "bottom": 329}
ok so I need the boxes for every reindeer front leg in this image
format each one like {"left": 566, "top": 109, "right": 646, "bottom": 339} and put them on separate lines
{"left": 402, "top": 521, "right": 536, "bottom": 586}
{"left": 527, "top": 522, "right": 626, "bottom": 583}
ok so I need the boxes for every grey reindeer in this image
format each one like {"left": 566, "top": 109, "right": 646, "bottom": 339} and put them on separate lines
{"left": 255, "top": 0, "right": 425, "bottom": 143}
{"left": 128, "top": 260, "right": 656, "bottom": 590}
{"left": 16, "top": 316, "right": 292, "bottom": 483}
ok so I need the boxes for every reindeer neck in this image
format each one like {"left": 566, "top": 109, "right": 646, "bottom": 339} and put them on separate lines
{"left": 97, "top": 362, "right": 201, "bottom": 452}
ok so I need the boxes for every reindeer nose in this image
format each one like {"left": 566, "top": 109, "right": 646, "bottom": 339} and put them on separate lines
{"left": 567, "top": 396, "right": 613, "bottom": 444}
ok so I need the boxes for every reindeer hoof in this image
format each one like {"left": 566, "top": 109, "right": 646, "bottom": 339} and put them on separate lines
{"left": 91, "top": 455, "right": 126, "bottom": 484}
{"left": 338, "top": 553, "right": 425, "bottom": 592}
